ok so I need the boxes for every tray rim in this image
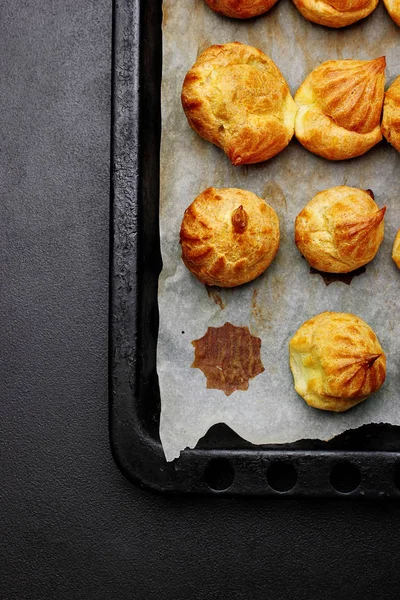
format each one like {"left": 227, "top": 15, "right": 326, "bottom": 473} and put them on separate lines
{"left": 109, "top": 0, "right": 400, "bottom": 498}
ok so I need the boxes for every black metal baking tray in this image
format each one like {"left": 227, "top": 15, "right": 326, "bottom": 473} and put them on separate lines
{"left": 110, "top": 0, "right": 400, "bottom": 497}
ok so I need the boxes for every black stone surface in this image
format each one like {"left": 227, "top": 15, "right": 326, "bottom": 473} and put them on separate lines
{"left": 1, "top": 1, "right": 400, "bottom": 598}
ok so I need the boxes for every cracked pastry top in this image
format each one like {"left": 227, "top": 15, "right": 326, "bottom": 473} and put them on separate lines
{"left": 289, "top": 312, "right": 386, "bottom": 412}
{"left": 181, "top": 43, "right": 297, "bottom": 165}
{"left": 180, "top": 187, "right": 280, "bottom": 287}
{"left": 382, "top": 75, "right": 400, "bottom": 153}
{"left": 292, "top": 0, "right": 378, "bottom": 28}
{"left": 204, "top": 0, "right": 279, "bottom": 18}
{"left": 295, "top": 186, "right": 386, "bottom": 273}
{"left": 294, "top": 57, "right": 385, "bottom": 160}
{"left": 383, "top": 0, "right": 400, "bottom": 25}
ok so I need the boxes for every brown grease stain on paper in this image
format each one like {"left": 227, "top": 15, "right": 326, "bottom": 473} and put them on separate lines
{"left": 192, "top": 322, "right": 264, "bottom": 396}
{"left": 162, "top": 4, "right": 169, "bottom": 26}
{"left": 206, "top": 286, "right": 225, "bottom": 309}
{"left": 251, "top": 275, "right": 286, "bottom": 328}
{"left": 251, "top": 288, "right": 272, "bottom": 332}
{"left": 262, "top": 181, "right": 288, "bottom": 246}
{"left": 251, "top": 289, "right": 261, "bottom": 318}
{"left": 263, "top": 181, "right": 287, "bottom": 213}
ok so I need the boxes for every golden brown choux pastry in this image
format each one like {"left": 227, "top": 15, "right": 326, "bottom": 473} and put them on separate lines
{"left": 383, "top": 0, "right": 400, "bottom": 25}
{"left": 180, "top": 187, "right": 280, "bottom": 287}
{"left": 289, "top": 312, "right": 386, "bottom": 412}
{"left": 204, "top": 0, "right": 278, "bottom": 18}
{"left": 392, "top": 230, "right": 400, "bottom": 268}
{"left": 295, "top": 186, "right": 386, "bottom": 273}
{"left": 382, "top": 76, "right": 400, "bottom": 152}
{"left": 292, "top": 0, "right": 378, "bottom": 28}
{"left": 295, "top": 57, "right": 385, "bottom": 160}
{"left": 181, "top": 43, "right": 297, "bottom": 166}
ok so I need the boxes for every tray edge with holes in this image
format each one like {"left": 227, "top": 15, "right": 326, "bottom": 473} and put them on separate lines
{"left": 109, "top": 0, "right": 400, "bottom": 498}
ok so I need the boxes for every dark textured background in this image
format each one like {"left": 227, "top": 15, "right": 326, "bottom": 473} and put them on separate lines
{"left": 1, "top": 1, "right": 400, "bottom": 598}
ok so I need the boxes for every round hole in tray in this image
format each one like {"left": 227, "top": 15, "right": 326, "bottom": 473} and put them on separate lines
{"left": 204, "top": 458, "right": 235, "bottom": 491}
{"left": 267, "top": 462, "right": 297, "bottom": 492}
{"left": 330, "top": 462, "right": 361, "bottom": 493}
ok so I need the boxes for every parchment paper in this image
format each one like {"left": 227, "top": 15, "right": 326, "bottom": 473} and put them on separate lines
{"left": 158, "top": 0, "right": 400, "bottom": 461}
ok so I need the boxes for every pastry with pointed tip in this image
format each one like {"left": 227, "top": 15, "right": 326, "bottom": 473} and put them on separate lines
{"left": 392, "top": 229, "right": 400, "bottom": 269}
{"left": 292, "top": 0, "right": 378, "bottom": 28}
{"left": 204, "top": 0, "right": 279, "bottom": 18}
{"left": 180, "top": 187, "right": 280, "bottom": 287}
{"left": 181, "top": 43, "right": 297, "bottom": 165}
{"left": 289, "top": 312, "right": 386, "bottom": 412}
{"left": 383, "top": 0, "right": 400, "bottom": 25}
{"left": 382, "top": 76, "right": 400, "bottom": 153}
{"left": 295, "top": 57, "right": 385, "bottom": 160}
{"left": 295, "top": 186, "right": 386, "bottom": 273}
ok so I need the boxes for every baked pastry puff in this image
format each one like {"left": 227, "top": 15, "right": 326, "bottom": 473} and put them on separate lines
{"left": 383, "top": 0, "right": 400, "bottom": 25}
{"left": 204, "top": 0, "right": 278, "bottom": 18}
{"left": 292, "top": 0, "right": 378, "bottom": 28}
{"left": 392, "top": 230, "right": 400, "bottom": 268}
{"left": 295, "top": 186, "right": 386, "bottom": 273}
{"left": 180, "top": 187, "right": 280, "bottom": 287}
{"left": 382, "top": 76, "right": 400, "bottom": 152}
{"left": 181, "top": 43, "right": 297, "bottom": 165}
{"left": 295, "top": 57, "right": 385, "bottom": 160}
{"left": 289, "top": 312, "right": 386, "bottom": 412}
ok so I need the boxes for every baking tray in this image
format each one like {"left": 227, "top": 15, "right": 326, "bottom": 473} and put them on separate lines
{"left": 110, "top": 0, "right": 400, "bottom": 497}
